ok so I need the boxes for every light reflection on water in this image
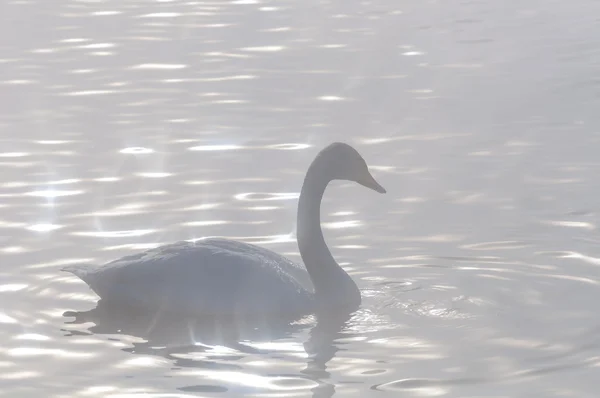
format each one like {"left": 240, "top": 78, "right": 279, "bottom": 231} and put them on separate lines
{"left": 2, "top": 0, "right": 600, "bottom": 396}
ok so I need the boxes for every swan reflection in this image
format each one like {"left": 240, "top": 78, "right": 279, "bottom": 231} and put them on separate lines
{"left": 63, "top": 300, "right": 356, "bottom": 398}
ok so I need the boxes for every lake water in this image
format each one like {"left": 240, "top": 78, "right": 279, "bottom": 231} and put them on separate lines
{"left": 2, "top": 0, "right": 600, "bottom": 396}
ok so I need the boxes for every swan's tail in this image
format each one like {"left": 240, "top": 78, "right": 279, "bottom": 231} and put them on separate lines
{"left": 61, "top": 264, "right": 95, "bottom": 280}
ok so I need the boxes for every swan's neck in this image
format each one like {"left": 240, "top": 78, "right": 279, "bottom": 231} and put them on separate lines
{"left": 296, "top": 162, "right": 360, "bottom": 307}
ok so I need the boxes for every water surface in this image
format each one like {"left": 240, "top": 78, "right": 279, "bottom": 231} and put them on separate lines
{"left": 2, "top": 0, "right": 600, "bottom": 397}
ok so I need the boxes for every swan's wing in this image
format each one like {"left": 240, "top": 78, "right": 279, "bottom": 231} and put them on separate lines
{"left": 78, "top": 239, "right": 314, "bottom": 316}
{"left": 200, "top": 238, "right": 313, "bottom": 290}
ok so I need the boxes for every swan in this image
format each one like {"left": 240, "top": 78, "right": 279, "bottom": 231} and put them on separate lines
{"left": 63, "top": 142, "right": 386, "bottom": 319}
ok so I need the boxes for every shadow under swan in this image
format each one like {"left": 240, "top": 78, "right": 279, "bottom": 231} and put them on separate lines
{"left": 62, "top": 301, "right": 358, "bottom": 398}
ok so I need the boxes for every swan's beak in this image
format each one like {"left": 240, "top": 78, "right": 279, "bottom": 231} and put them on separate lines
{"left": 358, "top": 170, "right": 386, "bottom": 194}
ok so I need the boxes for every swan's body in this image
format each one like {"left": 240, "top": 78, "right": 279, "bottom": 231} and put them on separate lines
{"left": 65, "top": 238, "right": 315, "bottom": 317}
{"left": 63, "top": 142, "right": 386, "bottom": 318}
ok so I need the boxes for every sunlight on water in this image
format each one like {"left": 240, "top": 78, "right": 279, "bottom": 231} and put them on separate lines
{"left": 130, "top": 64, "right": 188, "bottom": 70}
{"left": 1, "top": 182, "right": 27, "bottom": 188}
{"left": 234, "top": 192, "right": 299, "bottom": 201}
{"left": 72, "top": 230, "right": 156, "bottom": 238}
{"left": 247, "top": 205, "right": 279, "bottom": 211}
{"left": 60, "top": 38, "right": 89, "bottom": 44}
{"left": 8, "top": 347, "right": 95, "bottom": 359}
{"left": 183, "top": 220, "right": 229, "bottom": 226}
{"left": 323, "top": 220, "right": 361, "bottom": 229}
{"left": 0, "top": 152, "right": 29, "bottom": 158}
{"left": 0, "top": 284, "right": 28, "bottom": 292}
{"left": 118, "top": 356, "right": 170, "bottom": 368}
{"left": 91, "top": 11, "right": 122, "bottom": 16}
{"left": 14, "top": 334, "right": 51, "bottom": 341}
{"left": 137, "top": 172, "right": 173, "bottom": 178}
{"left": 138, "top": 13, "right": 182, "bottom": 18}
{"left": 67, "top": 69, "right": 96, "bottom": 75}
{"left": 318, "top": 96, "right": 345, "bottom": 101}
{"left": 101, "top": 243, "right": 164, "bottom": 252}
{"left": 120, "top": 147, "right": 154, "bottom": 155}
{"left": 246, "top": 341, "right": 306, "bottom": 352}
{"left": 332, "top": 211, "right": 355, "bottom": 216}
{"left": 63, "top": 90, "right": 117, "bottom": 96}
{"left": 546, "top": 220, "right": 595, "bottom": 230}
{"left": 25, "top": 190, "right": 84, "bottom": 198}
{"left": 241, "top": 46, "right": 285, "bottom": 52}
{"left": 26, "top": 224, "right": 63, "bottom": 232}
{"left": 188, "top": 144, "right": 242, "bottom": 151}
{"left": 94, "top": 177, "right": 121, "bottom": 182}
{"left": 0, "top": 220, "right": 25, "bottom": 228}
{"left": 1, "top": 247, "right": 26, "bottom": 254}
{"left": 174, "top": 204, "right": 221, "bottom": 213}
{"left": 2, "top": 80, "right": 36, "bottom": 85}
{"left": 402, "top": 51, "right": 425, "bottom": 56}
{"left": 374, "top": 379, "right": 448, "bottom": 396}
{"left": 266, "top": 143, "right": 311, "bottom": 150}
{"left": 78, "top": 43, "right": 116, "bottom": 49}
{"left": 187, "top": 370, "right": 308, "bottom": 391}
{"left": 45, "top": 179, "right": 80, "bottom": 185}
{"left": 0, "top": 313, "right": 17, "bottom": 324}
{"left": 182, "top": 180, "right": 213, "bottom": 185}
{"left": 1, "top": 371, "right": 40, "bottom": 380}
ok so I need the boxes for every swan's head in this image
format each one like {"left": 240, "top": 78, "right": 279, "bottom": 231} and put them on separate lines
{"left": 318, "top": 142, "right": 386, "bottom": 194}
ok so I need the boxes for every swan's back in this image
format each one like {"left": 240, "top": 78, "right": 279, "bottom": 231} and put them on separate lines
{"left": 64, "top": 238, "right": 315, "bottom": 318}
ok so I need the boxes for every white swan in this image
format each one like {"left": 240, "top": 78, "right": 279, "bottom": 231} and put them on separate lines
{"left": 63, "top": 142, "right": 386, "bottom": 318}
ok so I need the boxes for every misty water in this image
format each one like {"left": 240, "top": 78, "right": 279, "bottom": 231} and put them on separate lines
{"left": 2, "top": 0, "right": 600, "bottom": 397}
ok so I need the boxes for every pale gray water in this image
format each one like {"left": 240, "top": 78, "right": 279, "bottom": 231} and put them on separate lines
{"left": 2, "top": 0, "right": 600, "bottom": 397}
